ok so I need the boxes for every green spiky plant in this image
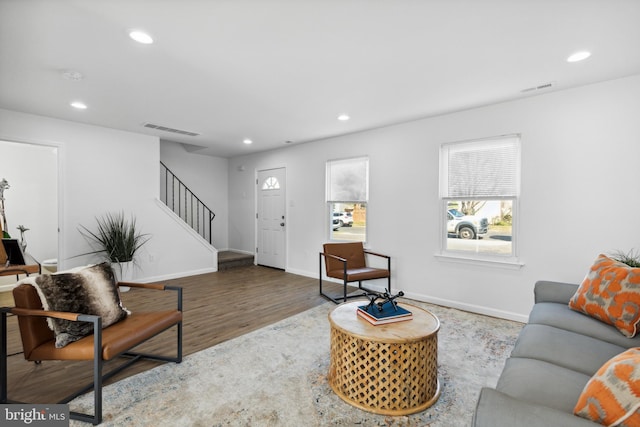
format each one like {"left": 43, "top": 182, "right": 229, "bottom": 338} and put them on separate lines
{"left": 78, "top": 212, "right": 150, "bottom": 265}
{"left": 609, "top": 249, "right": 640, "bottom": 268}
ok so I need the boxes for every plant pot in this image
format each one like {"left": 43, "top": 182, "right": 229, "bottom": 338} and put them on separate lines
{"left": 113, "top": 261, "right": 134, "bottom": 292}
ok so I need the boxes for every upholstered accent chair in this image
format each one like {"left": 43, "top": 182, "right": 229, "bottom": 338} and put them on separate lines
{"left": 319, "top": 242, "right": 391, "bottom": 304}
{"left": 1, "top": 278, "right": 182, "bottom": 425}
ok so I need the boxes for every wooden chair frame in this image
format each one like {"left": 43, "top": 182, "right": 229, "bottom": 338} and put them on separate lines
{"left": 1, "top": 282, "right": 183, "bottom": 425}
{"left": 319, "top": 243, "right": 391, "bottom": 304}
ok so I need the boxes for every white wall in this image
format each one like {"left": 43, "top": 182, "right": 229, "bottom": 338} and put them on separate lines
{"left": 228, "top": 75, "right": 640, "bottom": 322}
{"left": 0, "top": 109, "right": 217, "bottom": 281}
{"left": 160, "top": 140, "right": 229, "bottom": 250}
{"left": 0, "top": 140, "right": 58, "bottom": 262}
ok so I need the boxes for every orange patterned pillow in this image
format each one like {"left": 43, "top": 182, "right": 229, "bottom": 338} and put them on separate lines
{"left": 569, "top": 254, "right": 640, "bottom": 338}
{"left": 574, "top": 348, "right": 640, "bottom": 426}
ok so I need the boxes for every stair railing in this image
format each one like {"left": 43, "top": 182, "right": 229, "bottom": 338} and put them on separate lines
{"left": 160, "top": 161, "right": 215, "bottom": 244}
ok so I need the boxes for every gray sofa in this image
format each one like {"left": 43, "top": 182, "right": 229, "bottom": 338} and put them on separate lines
{"left": 472, "top": 280, "right": 640, "bottom": 427}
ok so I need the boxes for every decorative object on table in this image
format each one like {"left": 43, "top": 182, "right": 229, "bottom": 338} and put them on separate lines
{"left": 362, "top": 289, "right": 405, "bottom": 312}
{"left": 78, "top": 212, "right": 150, "bottom": 289}
{"left": 357, "top": 289, "right": 412, "bottom": 325}
{"left": 1, "top": 238, "right": 26, "bottom": 265}
{"left": 0, "top": 178, "right": 10, "bottom": 238}
{"left": 16, "top": 224, "right": 29, "bottom": 251}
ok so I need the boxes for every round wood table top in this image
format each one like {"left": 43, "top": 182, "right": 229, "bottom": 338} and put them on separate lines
{"left": 328, "top": 300, "right": 440, "bottom": 343}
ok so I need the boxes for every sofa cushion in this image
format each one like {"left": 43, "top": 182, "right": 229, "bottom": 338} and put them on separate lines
{"left": 496, "top": 357, "right": 591, "bottom": 413}
{"left": 569, "top": 254, "right": 640, "bottom": 338}
{"left": 511, "top": 324, "right": 627, "bottom": 376}
{"left": 529, "top": 302, "right": 640, "bottom": 349}
{"left": 473, "top": 388, "right": 601, "bottom": 427}
{"left": 574, "top": 348, "right": 640, "bottom": 427}
{"left": 19, "top": 263, "right": 129, "bottom": 348}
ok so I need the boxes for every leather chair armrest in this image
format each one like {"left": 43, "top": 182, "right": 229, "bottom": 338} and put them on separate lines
{"left": 363, "top": 250, "right": 390, "bottom": 259}
{"left": 319, "top": 252, "right": 347, "bottom": 263}
{"left": 118, "top": 282, "right": 166, "bottom": 291}
{"left": 116, "top": 282, "right": 183, "bottom": 311}
{"left": 10, "top": 307, "right": 93, "bottom": 323}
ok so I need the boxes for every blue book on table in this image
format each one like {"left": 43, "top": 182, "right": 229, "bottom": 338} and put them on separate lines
{"left": 357, "top": 300, "right": 412, "bottom": 320}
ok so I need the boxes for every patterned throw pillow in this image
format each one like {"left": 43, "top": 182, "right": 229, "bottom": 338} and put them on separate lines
{"left": 569, "top": 254, "right": 640, "bottom": 338}
{"left": 574, "top": 348, "right": 640, "bottom": 426}
{"left": 21, "top": 263, "right": 130, "bottom": 347}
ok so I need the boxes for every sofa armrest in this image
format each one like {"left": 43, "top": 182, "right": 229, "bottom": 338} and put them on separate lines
{"left": 473, "top": 388, "right": 599, "bottom": 427}
{"left": 534, "top": 280, "right": 579, "bottom": 304}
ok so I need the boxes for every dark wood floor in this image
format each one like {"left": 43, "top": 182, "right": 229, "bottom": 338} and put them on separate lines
{"left": 2, "top": 265, "right": 347, "bottom": 404}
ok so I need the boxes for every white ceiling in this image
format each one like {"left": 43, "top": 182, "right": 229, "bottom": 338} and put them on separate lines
{"left": 1, "top": 0, "right": 639, "bottom": 158}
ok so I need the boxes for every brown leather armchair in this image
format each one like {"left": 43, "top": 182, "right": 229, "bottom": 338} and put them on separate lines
{"left": 1, "top": 281, "right": 182, "bottom": 425}
{"left": 319, "top": 242, "right": 391, "bottom": 304}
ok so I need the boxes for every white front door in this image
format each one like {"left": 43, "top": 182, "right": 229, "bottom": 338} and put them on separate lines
{"left": 256, "top": 168, "right": 286, "bottom": 269}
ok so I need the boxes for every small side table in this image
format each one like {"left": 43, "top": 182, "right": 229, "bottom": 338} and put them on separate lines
{"left": 328, "top": 301, "right": 440, "bottom": 416}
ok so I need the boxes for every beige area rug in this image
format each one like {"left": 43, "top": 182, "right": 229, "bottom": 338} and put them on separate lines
{"left": 70, "top": 300, "right": 523, "bottom": 426}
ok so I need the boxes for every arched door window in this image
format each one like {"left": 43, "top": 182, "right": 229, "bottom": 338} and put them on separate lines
{"left": 261, "top": 176, "right": 280, "bottom": 190}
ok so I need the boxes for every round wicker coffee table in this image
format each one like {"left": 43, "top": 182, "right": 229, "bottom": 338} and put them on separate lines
{"left": 328, "top": 301, "right": 440, "bottom": 416}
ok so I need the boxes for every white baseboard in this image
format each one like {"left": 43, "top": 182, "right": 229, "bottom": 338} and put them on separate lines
{"left": 0, "top": 283, "right": 16, "bottom": 293}
{"left": 284, "top": 267, "right": 315, "bottom": 278}
{"left": 285, "top": 267, "right": 528, "bottom": 323}
{"left": 136, "top": 267, "right": 218, "bottom": 283}
{"left": 400, "top": 291, "right": 528, "bottom": 323}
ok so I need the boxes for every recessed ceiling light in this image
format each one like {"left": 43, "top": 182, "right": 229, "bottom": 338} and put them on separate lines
{"left": 338, "top": 114, "right": 350, "bottom": 121}
{"left": 61, "top": 69, "right": 84, "bottom": 81}
{"left": 243, "top": 138, "right": 253, "bottom": 145}
{"left": 567, "top": 51, "right": 591, "bottom": 63}
{"left": 129, "top": 30, "right": 154, "bottom": 44}
{"left": 70, "top": 101, "right": 88, "bottom": 110}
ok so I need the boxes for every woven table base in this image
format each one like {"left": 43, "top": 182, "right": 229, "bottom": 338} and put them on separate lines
{"left": 328, "top": 302, "right": 440, "bottom": 416}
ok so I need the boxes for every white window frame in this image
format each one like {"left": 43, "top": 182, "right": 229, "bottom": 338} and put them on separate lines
{"left": 326, "top": 156, "right": 368, "bottom": 242}
{"left": 437, "top": 135, "right": 523, "bottom": 268}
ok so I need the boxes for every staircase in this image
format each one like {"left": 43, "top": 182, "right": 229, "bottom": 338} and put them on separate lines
{"left": 160, "top": 161, "right": 215, "bottom": 244}
{"left": 217, "top": 251, "right": 254, "bottom": 271}
{"left": 160, "top": 162, "right": 253, "bottom": 271}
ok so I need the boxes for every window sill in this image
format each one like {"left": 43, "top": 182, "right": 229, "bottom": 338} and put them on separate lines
{"left": 434, "top": 252, "right": 524, "bottom": 269}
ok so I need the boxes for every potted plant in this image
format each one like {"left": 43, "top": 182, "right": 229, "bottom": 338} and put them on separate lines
{"left": 610, "top": 249, "right": 640, "bottom": 267}
{"left": 79, "top": 212, "right": 150, "bottom": 286}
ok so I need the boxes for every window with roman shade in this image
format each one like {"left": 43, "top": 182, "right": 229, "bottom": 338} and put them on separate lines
{"left": 439, "top": 135, "right": 521, "bottom": 260}
{"left": 326, "top": 156, "right": 368, "bottom": 242}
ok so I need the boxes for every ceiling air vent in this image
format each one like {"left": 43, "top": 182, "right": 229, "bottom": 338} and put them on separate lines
{"left": 521, "top": 82, "right": 554, "bottom": 93}
{"left": 143, "top": 122, "right": 200, "bottom": 137}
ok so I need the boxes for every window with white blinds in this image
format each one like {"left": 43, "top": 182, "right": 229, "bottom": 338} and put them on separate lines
{"left": 440, "top": 136, "right": 520, "bottom": 199}
{"left": 327, "top": 157, "right": 369, "bottom": 202}
{"left": 326, "top": 157, "right": 368, "bottom": 242}
{"left": 439, "top": 135, "right": 521, "bottom": 261}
